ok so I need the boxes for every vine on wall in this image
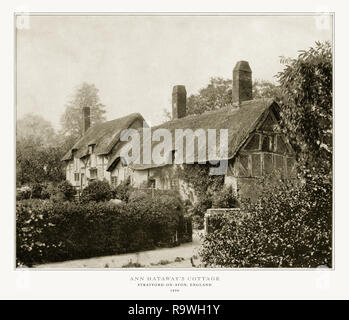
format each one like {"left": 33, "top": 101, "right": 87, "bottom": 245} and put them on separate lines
{"left": 177, "top": 163, "right": 225, "bottom": 228}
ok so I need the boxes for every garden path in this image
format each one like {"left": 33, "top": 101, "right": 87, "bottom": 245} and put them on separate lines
{"left": 35, "top": 231, "right": 202, "bottom": 269}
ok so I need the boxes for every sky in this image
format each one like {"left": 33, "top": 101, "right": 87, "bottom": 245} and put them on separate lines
{"left": 16, "top": 14, "right": 333, "bottom": 129}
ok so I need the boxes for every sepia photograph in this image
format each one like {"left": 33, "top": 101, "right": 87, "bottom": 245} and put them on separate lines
{"left": 15, "top": 13, "right": 333, "bottom": 270}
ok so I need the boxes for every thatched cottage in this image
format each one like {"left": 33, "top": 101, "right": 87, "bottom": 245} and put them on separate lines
{"left": 63, "top": 61, "right": 296, "bottom": 200}
{"left": 61, "top": 112, "right": 146, "bottom": 190}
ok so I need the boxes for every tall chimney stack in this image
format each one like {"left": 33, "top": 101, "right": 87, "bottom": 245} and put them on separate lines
{"left": 232, "top": 61, "right": 252, "bottom": 105}
{"left": 172, "top": 85, "right": 187, "bottom": 120}
{"left": 82, "top": 106, "right": 90, "bottom": 135}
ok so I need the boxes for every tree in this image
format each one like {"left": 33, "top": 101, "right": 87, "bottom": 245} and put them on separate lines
{"left": 60, "top": 83, "right": 106, "bottom": 140}
{"left": 17, "top": 113, "right": 57, "bottom": 147}
{"left": 186, "top": 77, "right": 233, "bottom": 116}
{"left": 277, "top": 41, "right": 332, "bottom": 182}
{"left": 200, "top": 41, "right": 333, "bottom": 267}
{"left": 16, "top": 114, "right": 65, "bottom": 186}
{"left": 252, "top": 79, "right": 282, "bottom": 103}
{"left": 16, "top": 140, "right": 65, "bottom": 186}
{"left": 164, "top": 77, "right": 280, "bottom": 118}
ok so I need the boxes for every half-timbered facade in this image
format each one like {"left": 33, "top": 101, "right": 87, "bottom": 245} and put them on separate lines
{"left": 62, "top": 112, "right": 146, "bottom": 191}
{"left": 105, "top": 61, "right": 296, "bottom": 201}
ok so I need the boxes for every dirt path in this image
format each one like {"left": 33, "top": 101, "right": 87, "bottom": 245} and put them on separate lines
{"left": 35, "top": 231, "right": 202, "bottom": 269}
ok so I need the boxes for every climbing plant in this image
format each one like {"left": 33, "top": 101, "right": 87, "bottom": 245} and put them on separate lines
{"left": 177, "top": 163, "right": 225, "bottom": 228}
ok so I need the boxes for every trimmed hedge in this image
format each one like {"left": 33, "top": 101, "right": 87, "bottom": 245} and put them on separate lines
{"left": 80, "top": 180, "right": 113, "bottom": 202}
{"left": 200, "top": 178, "right": 332, "bottom": 268}
{"left": 17, "top": 193, "right": 191, "bottom": 266}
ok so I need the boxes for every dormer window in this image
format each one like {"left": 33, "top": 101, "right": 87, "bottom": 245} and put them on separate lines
{"left": 88, "top": 144, "right": 95, "bottom": 154}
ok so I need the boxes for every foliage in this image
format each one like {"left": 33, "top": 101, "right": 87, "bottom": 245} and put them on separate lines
{"left": 17, "top": 114, "right": 57, "bottom": 147}
{"left": 53, "top": 181, "right": 76, "bottom": 201}
{"left": 277, "top": 41, "right": 332, "bottom": 182}
{"left": 252, "top": 79, "right": 282, "bottom": 103}
{"left": 211, "top": 185, "right": 238, "bottom": 209}
{"left": 199, "top": 42, "right": 332, "bottom": 267}
{"left": 177, "top": 163, "right": 224, "bottom": 229}
{"left": 16, "top": 115, "right": 65, "bottom": 186}
{"left": 186, "top": 77, "right": 233, "bottom": 116}
{"left": 122, "top": 261, "right": 145, "bottom": 268}
{"left": 60, "top": 82, "right": 106, "bottom": 140}
{"left": 178, "top": 163, "right": 225, "bottom": 197}
{"left": 31, "top": 183, "right": 44, "bottom": 199}
{"left": 200, "top": 178, "right": 332, "bottom": 268}
{"left": 81, "top": 180, "right": 113, "bottom": 202}
{"left": 16, "top": 193, "right": 190, "bottom": 266}
{"left": 16, "top": 186, "right": 31, "bottom": 201}
{"left": 162, "top": 78, "right": 280, "bottom": 119}
{"left": 112, "top": 177, "right": 133, "bottom": 202}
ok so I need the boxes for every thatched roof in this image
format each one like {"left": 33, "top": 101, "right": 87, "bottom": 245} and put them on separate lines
{"left": 61, "top": 113, "right": 145, "bottom": 161}
{"left": 106, "top": 98, "right": 278, "bottom": 171}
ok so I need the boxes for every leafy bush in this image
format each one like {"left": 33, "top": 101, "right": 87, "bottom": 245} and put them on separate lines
{"left": 57, "top": 181, "right": 76, "bottom": 201}
{"left": 189, "top": 196, "right": 212, "bottom": 229}
{"left": 16, "top": 192, "right": 192, "bottom": 266}
{"left": 81, "top": 180, "right": 112, "bottom": 202}
{"left": 48, "top": 181, "right": 76, "bottom": 202}
{"left": 128, "top": 189, "right": 149, "bottom": 202}
{"left": 112, "top": 177, "right": 132, "bottom": 202}
{"left": 16, "top": 186, "right": 31, "bottom": 201}
{"left": 40, "top": 183, "right": 52, "bottom": 199}
{"left": 200, "top": 178, "right": 332, "bottom": 268}
{"left": 211, "top": 185, "right": 238, "bottom": 208}
{"left": 31, "top": 183, "right": 43, "bottom": 199}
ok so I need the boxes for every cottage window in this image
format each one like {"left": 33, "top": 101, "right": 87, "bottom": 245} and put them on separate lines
{"left": 90, "top": 168, "right": 97, "bottom": 179}
{"left": 81, "top": 173, "right": 85, "bottom": 185}
{"left": 263, "top": 153, "right": 273, "bottom": 175}
{"left": 111, "top": 176, "right": 118, "bottom": 187}
{"left": 251, "top": 154, "right": 262, "bottom": 177}
{"left": 148, "top": 178, "right": 156, "bottom": 189}
{"left": 261, "top": 135, "right": 275, "bottom": 152}
{"left": 88, "top": 145, "right": 95, "bottom": 154}
{"left": 274, "top": 154, "right": 286, "bottom": 176}
{"left": 74, "top": 173, "right": 79, "bottom": 182}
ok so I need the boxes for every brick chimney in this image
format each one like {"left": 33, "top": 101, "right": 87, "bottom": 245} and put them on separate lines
{"left": 82, "top": 106, "right": 90, "bottom": 134}
{"left": 232, "top": 61, "right": 252, "bottom": 105}
{"left": 172, "top": 85, "right": 187, "bottom": 119}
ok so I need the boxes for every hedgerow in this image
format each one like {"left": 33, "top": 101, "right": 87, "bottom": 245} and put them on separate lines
{"left": 16, "top": 192, "right": 190, "bottom": 266}
{"left": 199, "top": 178, "right": 332, "bottom": 268}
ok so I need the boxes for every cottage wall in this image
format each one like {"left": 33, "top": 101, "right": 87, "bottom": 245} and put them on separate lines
{"left": 64, "top": 117, "right": 145, "bottom": 191}
{"left": 132, "top": 165, "right": 197, "bottom": 202}
{"left": 224, "top": 110, "right": 296, "bottom": 201}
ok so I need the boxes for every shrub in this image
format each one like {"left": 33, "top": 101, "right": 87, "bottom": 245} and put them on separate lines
{"left": 128, "top": 189, "right": 149, "bottom": 202}
{"left": 199, "top": 178, "right": 332, "bottom": 268}
{"left": 16, "top": 186, "right": 31, "bottom": 201}
{"left": 81, "top": 180, "right": 112, "bottom": 202}
{"left": 16, "top": 192, "right": 192, "bottom": 266}
{"left": 211, "top": 185, "right": 238, "bottom": 208}
{"left": 31, "top": 183, "right": 43, "bottom": 199}
{"left": 49, "top": 181, "right": 76, "bottom": 202}
{"left": 112, "top": 177, "right": 132, "bottom": 202}
{"left": 189, "top": 195, "right": 213, "bottom": 229}
{"left": 122, "top": 261, "right": 144, "bottom": 268}
{"left": 40, "top": 183, "right": 52, "bottom": 199}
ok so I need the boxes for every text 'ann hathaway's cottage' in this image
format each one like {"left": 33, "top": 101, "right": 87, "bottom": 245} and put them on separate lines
{"left": 62, "top": 61, "right": 296, "bottom": 201}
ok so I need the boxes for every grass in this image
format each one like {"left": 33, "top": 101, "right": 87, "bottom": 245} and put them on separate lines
{"left": 122, "top": 260, "right": 145, "bottom": 268}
